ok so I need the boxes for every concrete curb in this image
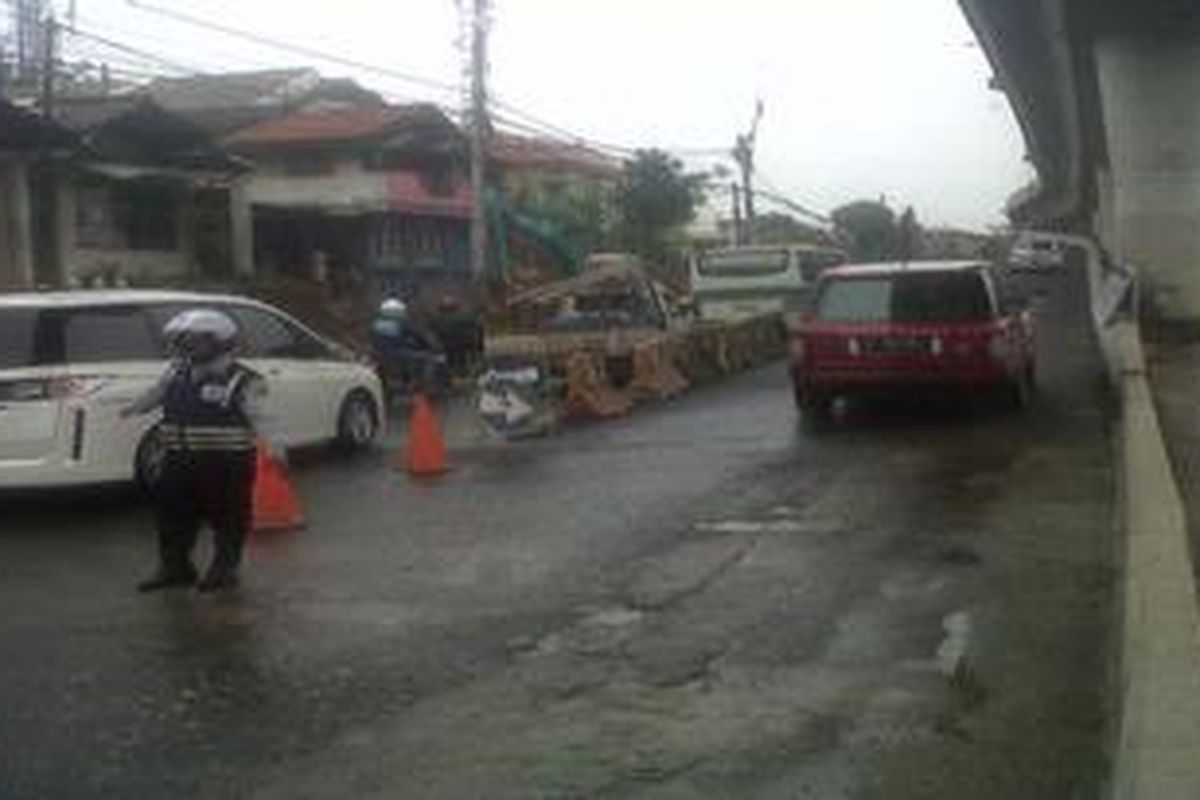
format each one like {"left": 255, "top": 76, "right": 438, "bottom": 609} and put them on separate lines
{"left": 1102, "top": 319, "right": 1200, "bottom": 799}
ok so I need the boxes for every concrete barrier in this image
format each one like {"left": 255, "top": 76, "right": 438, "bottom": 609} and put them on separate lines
{"left": 1114, "top": 329, "right": 1200, "bottom": 799}
{"left": 1072, "top": 238, "right": 1200, "bottom": 799}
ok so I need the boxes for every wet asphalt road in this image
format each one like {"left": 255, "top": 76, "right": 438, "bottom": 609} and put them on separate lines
{"left": 0, "top": 267, "right": 1115, "bottom": 799}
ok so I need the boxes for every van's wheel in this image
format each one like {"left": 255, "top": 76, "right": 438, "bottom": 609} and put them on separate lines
{"left": 337, "top": 391, "right": 379, "bottom": 451}
{"left": 135, "top": 427, "right": 167, "bottom": 495}
{"left": 801, "top": 392, "right": 834, "bottom": 431}
{"left": 1002, "top": 368, "right": 1034, "bottom": 412}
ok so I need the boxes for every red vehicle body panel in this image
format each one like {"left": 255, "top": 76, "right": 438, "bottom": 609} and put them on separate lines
{"left": 789, "top": 265, "right": 1035, "bottom": 399}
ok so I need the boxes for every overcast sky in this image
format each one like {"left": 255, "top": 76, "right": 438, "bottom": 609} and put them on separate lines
{"left": 46, "top": 0, "right": 1034, "bottom": 230}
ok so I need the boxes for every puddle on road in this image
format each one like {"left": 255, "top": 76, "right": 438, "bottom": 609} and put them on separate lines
{"left": 768, "top": 505, "right": 802, "bottom": 517}
{"left": 532, "top": 606, "right": 645, "bottom": 658}
{"left": 880, "top": 572, "right": 949, "bottom": 602}
{"left": 693, "top": 518, "right": 842, "bottom": 537}
{"left": 935, "top": 610, "right": 972, "bottom": 679}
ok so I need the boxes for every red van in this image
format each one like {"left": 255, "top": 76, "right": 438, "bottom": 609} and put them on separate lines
{"left": 788, "top": 261, "right": 1035, "bottom": 422}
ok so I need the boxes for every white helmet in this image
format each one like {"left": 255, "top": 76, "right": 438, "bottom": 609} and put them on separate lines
{"left": 164, "top": 309, "right": 239, "bottom": 356}
{"left": 165, "top": 309, "right": 238, "bottom": 340}
{"left": 379, "top": 298, "right": 408, "bottom": 318}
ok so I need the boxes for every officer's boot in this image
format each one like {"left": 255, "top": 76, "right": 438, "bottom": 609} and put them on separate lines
{"left": 137, "top": 564, "right": 198, "bottom": 593}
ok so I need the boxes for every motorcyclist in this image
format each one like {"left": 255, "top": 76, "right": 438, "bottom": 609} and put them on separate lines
{"left": 370, "top": 297, "right": 447, "bottom": 397}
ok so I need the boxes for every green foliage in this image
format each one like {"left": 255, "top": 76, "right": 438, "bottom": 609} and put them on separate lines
{"left": 619, "top": 149, "right": 706, "bottom": 263}
{"left": 512, "top": 182, "right": 614, "bottom": 257}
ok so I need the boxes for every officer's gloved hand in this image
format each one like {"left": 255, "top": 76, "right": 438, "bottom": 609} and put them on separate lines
{"left": 266, "top": 441, "right": 289, "bottom": 467}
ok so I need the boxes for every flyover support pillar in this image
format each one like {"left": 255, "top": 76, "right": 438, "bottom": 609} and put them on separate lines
{"left": 1095, "top": 38, "right": 1200, "bottom": 320}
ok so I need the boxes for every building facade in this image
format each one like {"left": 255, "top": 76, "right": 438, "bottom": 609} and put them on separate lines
{"left": 48, "top": 96, "right": 249, "bottom": 287}
{"left": 227, "top": 104, "right": 472, "bottom": 303}
{"left": 0, "top": 100, "right": 76, "bottom": 289}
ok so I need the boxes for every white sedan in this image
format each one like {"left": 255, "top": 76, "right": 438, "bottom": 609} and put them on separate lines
{"left": 0, "top": 290, "right": 384, "bottom": 490}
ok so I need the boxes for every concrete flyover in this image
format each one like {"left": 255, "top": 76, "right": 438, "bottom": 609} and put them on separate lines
{"left": 960, "top": 2, "right": 1200, "bottom": 797}
{"left": 961, "top": 0, "right": 1200, "bottom": 320}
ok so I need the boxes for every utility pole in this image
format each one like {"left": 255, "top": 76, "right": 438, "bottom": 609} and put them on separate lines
{"left": 730, "top": 183, "right": 742, "bottom": 245}
{"left": 16, "top": 0, "right": 46, "bottom": 87}
{"left": 39, "top": 14, "right": 55, "bottom": 117}
{"left": 467, "top": 0, "right": 491, "bottom": 283}
{"left": 731, "top": 99, "right": 764, "bottom": 245}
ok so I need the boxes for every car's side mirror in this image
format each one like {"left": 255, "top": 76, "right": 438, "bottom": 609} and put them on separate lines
{"left": 998, "top": 293, "right": 1029, "bottom": 315}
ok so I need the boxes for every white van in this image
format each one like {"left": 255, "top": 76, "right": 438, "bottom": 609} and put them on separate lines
{"left": 690, "top": 244, "right": 848, "bottom": 321}
{"left": 1009, "top": 234, "right": 1066, "bottom": 272}
{"left": 0, "top": 290, "right": 384, "bottom": 490}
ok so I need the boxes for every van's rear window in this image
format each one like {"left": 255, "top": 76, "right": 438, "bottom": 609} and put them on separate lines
{"left": 0, "top": 305, "right": 161, "bottom": 368}
{"left": 53, "top": 307, "right": 160, "bottom": 363}
{"left": 0, "top": 309, "right": 38, "bottom": 369}
{"left": 699, "top": 250, "right": 789, "bottom": 277}
{"left": 817, "top": 271, "right": 993, "bottom": 323}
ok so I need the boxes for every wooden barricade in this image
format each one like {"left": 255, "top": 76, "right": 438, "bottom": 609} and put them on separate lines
{"left": 630, "top": 337, "right": 690, "bottom": 401}
{"left": 564, "top": 350, "right": 633, "bottom": 419}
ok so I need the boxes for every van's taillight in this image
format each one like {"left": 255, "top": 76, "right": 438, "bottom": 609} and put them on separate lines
{"left": 987, "top": 331, "right": 1010, "bottom": 362}
{"left": 789, "top": 335, "right": 806, "bottom": 363}
{"left": 54, "top": 377, "right": 110, "bottom": 398}
{"left": 0, "top": 377, "right": 109, "bottom": 402}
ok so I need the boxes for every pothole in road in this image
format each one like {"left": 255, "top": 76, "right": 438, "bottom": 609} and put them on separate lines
{"left": 902, "top": 537, "right": 983, "bottom": 569}
{"left": 938, "top": 545, "right": 982, "bottom": 567}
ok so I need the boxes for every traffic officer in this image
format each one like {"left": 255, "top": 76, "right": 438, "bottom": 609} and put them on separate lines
{"left": 122, "top": 309, "right": 279, "bottom": 593}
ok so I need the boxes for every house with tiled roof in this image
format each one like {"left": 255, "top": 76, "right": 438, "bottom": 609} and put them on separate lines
{"left": 489, "top": 133, "right": 623, "bottom": 181}
{"left": 225, "top": 102, "right": 470, "bottom": 299}
{"left": 146, "top": 68, "right": 384, "bottom": 136}
{"left": 0, "top": 99, "right": 78, "bottom": 289}
{"left": 43, "top": 95, "right": 251, "bottom": 287}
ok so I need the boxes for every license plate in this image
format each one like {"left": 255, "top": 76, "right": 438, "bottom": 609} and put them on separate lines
{"left": 861, "top": 336, "right": 928, "bottom": 354}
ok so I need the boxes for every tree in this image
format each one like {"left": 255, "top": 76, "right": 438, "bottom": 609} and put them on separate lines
{"left": 752, "top": 212, "right": 833, "bottom": 246}
{"left": 618, "top": 149, "right": 706, "bottom": 263}
{"left": 512, "top": 182, "right": 615, "bottom": 257}
{"left": 830, "top": 199, "right": 922, "bottom": 262}
{"left": 896, "top": 206, "right": 923, "bottom": 260}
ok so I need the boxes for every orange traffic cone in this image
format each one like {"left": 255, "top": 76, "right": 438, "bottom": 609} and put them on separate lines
{"left": 252, "top": 442, "right": 306, "bottom": 533}
{"left": 402, "top": 392, "right": 449, "bottom": 477}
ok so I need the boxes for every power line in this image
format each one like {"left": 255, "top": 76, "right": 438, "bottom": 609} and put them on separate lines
{"left": 122, "top": 0, "right": 725, "bottom": 159}
{"left": 756, "top": 190, "right": 831, "bottom": 225}
{"left": 11, "top": 0, "right": 731, "bottom": 164}
{"left": 707, "top": 180, "right": 831, "bottom": 226}
{"left": 68, "top": 9, "right": 266, "bottom": 73}
{"left": 756, "top": 173, "right": 831, "bottom": 224}
{"left": 0, "top": 0, "right": 191, "bottom": 75}
{"left": 125, "top": 0, "right": 463, "bottom": 98}
{"left": 66, "top": 23, "right": 196, "bottom": 73}
{"left": 488, "top": 111, "right": 629, "bottom": 157}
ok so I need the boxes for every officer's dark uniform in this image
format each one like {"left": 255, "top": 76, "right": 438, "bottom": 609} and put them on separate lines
{"left": 153, "top": 361, "right": 260, "bottom": 589}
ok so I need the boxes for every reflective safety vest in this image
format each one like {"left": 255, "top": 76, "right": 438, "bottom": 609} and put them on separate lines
{"left": 159, "top": 362, "right": 257, "bottom": 453}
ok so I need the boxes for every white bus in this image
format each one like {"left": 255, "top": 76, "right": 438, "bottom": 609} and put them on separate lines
{"left": 690, "top": 244, "right": 849, "bottom": 321}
